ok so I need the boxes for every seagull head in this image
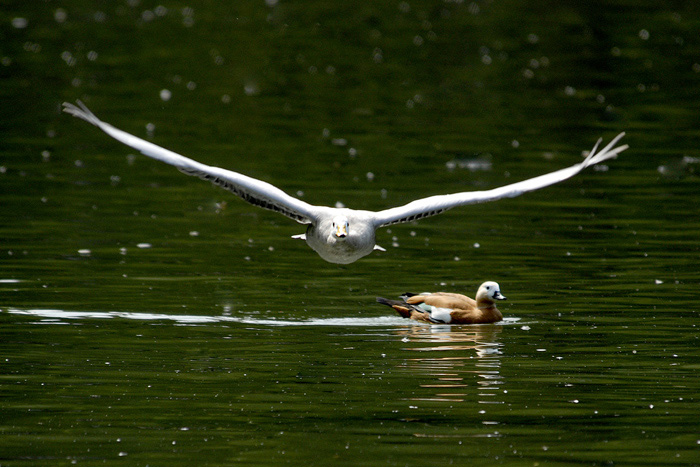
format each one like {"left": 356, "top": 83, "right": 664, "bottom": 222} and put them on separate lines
{"left": 331, "top": 216, "right": 349, "bottom": 239}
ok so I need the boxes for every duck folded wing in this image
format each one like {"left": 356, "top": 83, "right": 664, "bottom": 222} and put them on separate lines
{"left": 406, "top": 292, "right": 476, "bottom": 309}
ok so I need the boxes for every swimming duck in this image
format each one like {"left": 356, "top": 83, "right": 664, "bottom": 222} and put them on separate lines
{"left": 63, "top": 101, "right": 627, "bottom": 264}
{"left": 377, "top": 281, "right": 506, "bottom": 324}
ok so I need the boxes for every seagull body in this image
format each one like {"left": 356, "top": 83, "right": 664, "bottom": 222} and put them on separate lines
{"left": 63, "top": 101, "right": 627, "bottom": 264}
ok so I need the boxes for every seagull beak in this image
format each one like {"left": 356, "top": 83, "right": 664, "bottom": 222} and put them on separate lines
{"left": 494, "top": 291, "right": 506, "bottom": 300}
{"left": 335, "top": 223, "right": 348, "bottom": 238}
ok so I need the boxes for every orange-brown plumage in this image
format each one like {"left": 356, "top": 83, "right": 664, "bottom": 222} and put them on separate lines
{"left": 377, "top": 281, "right": 506, "bottom": 324}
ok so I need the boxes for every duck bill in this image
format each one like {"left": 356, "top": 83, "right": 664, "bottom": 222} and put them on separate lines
{"left": 494, "top": 292, "right": 506, "bottom": 300}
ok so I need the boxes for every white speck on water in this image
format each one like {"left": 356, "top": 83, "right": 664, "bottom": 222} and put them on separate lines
{"left": 136, "top": 243, "right": 152, "bottom": 249}
{"left": 654, "top": 279, "right": 663, "bottom": 284}
{"left": 78, "top": 249, "right": 91, "bottom": 256}
{"left": 12, "top": 17, "right": 28, "bottom": 29}
{"left": 521, "top": 326, "right": 531, "bottom": 331}
{"left": 160, "top": 89, "right": 172, "bottom": 101}
{"left": 189, "top": 231, "right": 199, "bottom": 237}
{"left": 473, "top": 243, "right": 480, "bottom": 248}
{"left": 639, "top": 29, "right": 650, "bottom": 40}
{"left": 54, "top": 9, "right": 67, "bottom": 23}
{"left": 334, "top": 201, "right": 345, "bottom": 208}
{"left": 244, "top": 82, "right": 259, "bottom": 96}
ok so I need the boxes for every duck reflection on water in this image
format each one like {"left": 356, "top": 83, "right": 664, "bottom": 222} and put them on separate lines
{"left": 394, "top": 324, "right": 506, "bottom": 405}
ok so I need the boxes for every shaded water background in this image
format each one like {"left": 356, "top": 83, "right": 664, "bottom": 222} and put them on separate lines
{"left": 1, "top": 1, "right": 699, "bottom": 465}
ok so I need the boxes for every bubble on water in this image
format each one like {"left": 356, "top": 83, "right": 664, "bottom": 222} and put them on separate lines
{"left": 159, "top": 89, "right": 172, "bottom": 101}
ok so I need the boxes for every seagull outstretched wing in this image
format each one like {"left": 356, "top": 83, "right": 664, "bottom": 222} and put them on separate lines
{"left": 371, "top": 133, "right": 627, "bottom": 228}
{"left": 63, "top": 101, "right": 318, "bottom": 224}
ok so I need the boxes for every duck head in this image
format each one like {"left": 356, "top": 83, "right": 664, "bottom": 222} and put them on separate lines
{"left": 477, "top": 281, "right": 507, "bottom": 304}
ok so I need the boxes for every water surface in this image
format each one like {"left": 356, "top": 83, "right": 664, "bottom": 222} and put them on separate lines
{"left": 2, "top": 1, "right": 700, "bottom": 465}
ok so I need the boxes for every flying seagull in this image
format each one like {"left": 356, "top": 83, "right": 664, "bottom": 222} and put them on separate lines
{"left": 63, "top": 101, "right": 627, "bottom": 264}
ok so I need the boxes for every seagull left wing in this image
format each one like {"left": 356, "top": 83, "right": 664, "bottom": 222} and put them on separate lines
{"left": 63, "top": 101, "right": 317, "bottom": 224}
{"left": 372, "top": 133, "right": 627, "bottom": 228}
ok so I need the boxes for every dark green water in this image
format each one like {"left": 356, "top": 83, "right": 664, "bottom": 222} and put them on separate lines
{"left": 2, "top": 1, "right": 700, "bottom": 465}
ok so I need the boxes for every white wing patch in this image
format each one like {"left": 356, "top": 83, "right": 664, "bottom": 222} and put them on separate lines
{"left": 428, "top": 307, "right": 453, "bottom": 324}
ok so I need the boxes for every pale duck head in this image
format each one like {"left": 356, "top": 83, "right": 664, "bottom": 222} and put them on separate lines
{"left": 477, "top": 281, "right": 506, "bottom": 303}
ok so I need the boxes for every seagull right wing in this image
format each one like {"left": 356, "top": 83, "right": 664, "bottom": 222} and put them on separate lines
{"left": 372, "top": 133, "right": 628, "bottom": 228}
{"left": 63, "top": 101, "right": 318, "bottom": 224}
